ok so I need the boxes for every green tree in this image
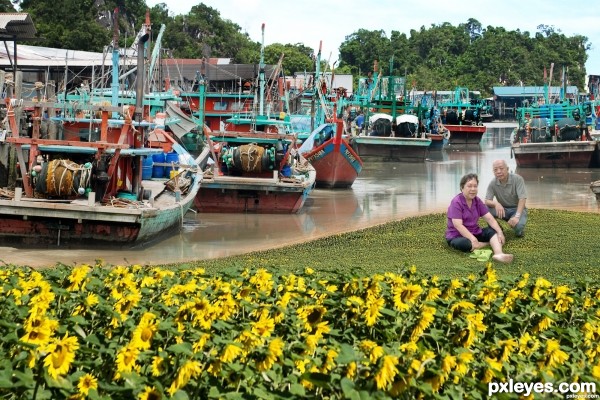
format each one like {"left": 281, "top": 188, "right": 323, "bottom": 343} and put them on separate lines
{"left": 264, "top": 43, "right": 314, "bottom": 76}
{"left": 338, "top": 29, "right": 391, "bottom": 76}
{"left": 0, "top": 0, "right": 16, "bottom": 12}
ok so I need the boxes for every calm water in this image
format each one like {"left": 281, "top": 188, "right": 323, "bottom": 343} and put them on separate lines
{"left": 3, "top": 124, "right": 600, "bottom": 267}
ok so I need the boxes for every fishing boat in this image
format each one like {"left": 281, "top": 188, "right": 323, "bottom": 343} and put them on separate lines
{"left": 299, "top": 119, "right": 363, "bottom": 189}
{"left": 510, "top": 67, "right": 596, "bottom": 168}
{"left": 295, "top": 41, "right": 363, "bottom": 189}
{"left": 346, "top": 59, "right": 431, "bottom": 162}
{"left": 194, "top": 24, "right": 316, "bottom": 213}
{"left": 420, "top": 96, "right": 448, "bottom": 151}
{"left": 438, "top": 87, "right": 486, "bottom": 145}
{"left": 0, "top": 14, "right": 202, "bottom": 247}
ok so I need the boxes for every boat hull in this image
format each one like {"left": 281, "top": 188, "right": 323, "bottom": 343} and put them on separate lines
{"left": 427, "top": 133, "right": 446, "bottom": 150}
{"left": 0, "top": 175, "right": 200, "bottom": 247}
{"left": 446, "top": 124, "right": 486, "bottom": 145}
{"left": 350, "top": 136, "right": 431, "bottom": 162}
{"left": 511, "top": 141, "right": 597, "bottom": 168}
{"left": 194, "top": 171, "right": 315, "bottom": 213}
{"left": 303, "top": 140, "right": 363, "bottom": 189}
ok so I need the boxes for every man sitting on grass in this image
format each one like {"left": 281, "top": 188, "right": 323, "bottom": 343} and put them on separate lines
{"left": 484, "top": 159, "right": 528, "bottom": 237}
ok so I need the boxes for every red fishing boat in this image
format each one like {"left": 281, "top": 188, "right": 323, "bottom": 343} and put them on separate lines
{"left": 193, "top": 24, "right": 316, "bottom": 213}
{"left": 439, "top": 87, "right": 487, "bottom": 145}
{"left": 299, "top": 119, "right": 363, "bottom": 188}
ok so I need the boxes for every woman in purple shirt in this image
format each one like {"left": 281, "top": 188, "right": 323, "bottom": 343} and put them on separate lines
{"left": 446, "top": 173, "right": 514, "bottom": 263}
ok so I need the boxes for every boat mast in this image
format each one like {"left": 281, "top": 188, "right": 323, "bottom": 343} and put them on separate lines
{"left": 311, "top": 41, "right": 322, "bottom": 132}
{"left": 111, "top": 8, "right": 119, "bottom": 115}
{"left": 259, "top": 23, "right": 266, "bottom": 117}
{"left": 134, "top": 12, "right": 150, "bottom": 143}
{"left": 389, "top": 57, "right": 396, "bottom": 120}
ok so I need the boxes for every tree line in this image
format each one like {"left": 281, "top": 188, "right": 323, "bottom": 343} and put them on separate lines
{"left": 3, "top": 0, "right": 591, "bottom": 97}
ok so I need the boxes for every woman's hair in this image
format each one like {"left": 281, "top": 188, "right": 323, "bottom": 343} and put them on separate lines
{"left": 460, "top": 173, "right": 479, "bottom": 189}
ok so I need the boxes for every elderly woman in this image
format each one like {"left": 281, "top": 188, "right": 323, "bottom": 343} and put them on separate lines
{"left": 446, "top": 173, "right": 514, "bottom": 263}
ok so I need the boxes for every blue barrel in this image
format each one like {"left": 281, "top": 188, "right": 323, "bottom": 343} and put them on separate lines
{"left": 142, "top": 156, "right": 153, "bottom": 180}
{"left": 152, "top": 153, "right": 165, "bottom": 178}
{"left": 164, "top": 151, "right": 179, "bottom": 178}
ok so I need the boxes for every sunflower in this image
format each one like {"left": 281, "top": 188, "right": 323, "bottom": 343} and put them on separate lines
{"left": 151, "top": 356, "right": 165, "bottom": 377}
{"left": 73, "top": 293, "right": 100, "bottom": 316}
{"left": 251, "top": 314, "right": 275, "bottom": 338}
{"left": 132, "top": 312, "right": 158, "bottom": 350}
{"left": 255, "top": 337, "right": 284, "bottom": 371}
{"left": 168, "top": 360, "right": 202, "bottom": 396}
{"left": 498, "top": 338, "right": 518, "bottom": 362}
{"left": 220, "top": 343, "right": 243, "bottom": 363}
{"left": 477, "top": 286, "right": 498, "bottom": 305}
{"left": 21, "top": 316, "right": 58, "bottom": 347}
{"left": 442, "top": 279, "right": 463, "bottom": 299}
{"left": 28, "top": 286, "right": 55, "bottom": 317}
{"left": 483, "top": 357, "right": 503, "bottom": 383}
{"left": 453, "top": 351, "right": 474, "bottom": 382}
{"left": 531, "top": 277, "right": 553, "bottom": 301}
{"left": 67, "top": 265, "right": 91, "bottom": 291}
{"left": 320, "top": 348, "right": 338, "bottom": 373}
{"left": 364, "top": 296, "right": 385, "bottom": 327}
{"left": 545, "top": 339, "right": 569, "bottom": 368}
{"left": 43, "top": 333, "right": 79, "bottom": 379}
{"left": 114, "top": 344, "right": 140, "bottom": 380}
{"left": 248, "top": 268, "right": 274, "bottom": 294}
{"left": 425, "top": 287, "right": 442, "bottom": 301}
{"left": 593, "top": 365, "right": 600, "bottom": 380}
{"left": 410, "top": 305, "right": 436, "bottom": 341}
{"left": 138, "top": 386, "right": 162, "bottom": 400}
{"left": 192, "top": 333, "right": 211, "bottom": 353}
{"left": 533, "top": 315, "right": 555, "bottom": 333}
{"left": 499, "top": 288, "right": 521, "bottom": 314}
{"left": 392, "top": 284, "right": 423, "bottom": 312}
{"left": 374, "top": 355, "right": 399, "bottom": 390}
{"left": 345, "top": 296, "right": 364, "bottom": 320}
{"left": 345, "top": 361, "right": 357, "bottom": 379}
{"left": 297, "top": 305, "right": 326, "bottom": 331}
{"left": 553, "top": 285, "right": 574, "bottom": 313}
{"left": 441, "top": 354, "right": 457, "bottom": 375}
{"left": 77, "top": 373, "right": 98, "bottom": 396}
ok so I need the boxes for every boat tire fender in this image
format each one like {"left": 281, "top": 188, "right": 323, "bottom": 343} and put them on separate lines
{"left": 262, "top": 149, "right": 272, "bottom": 171}
{"left": 142, "top": 189, "right": 152, "bottom": 200}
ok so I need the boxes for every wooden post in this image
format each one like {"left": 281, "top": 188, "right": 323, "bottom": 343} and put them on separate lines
{"left": 46, "top": 80, "right": 57, "bottom": 140}
{"left": 0, "top": 70, "right": 7, "bottom": 188}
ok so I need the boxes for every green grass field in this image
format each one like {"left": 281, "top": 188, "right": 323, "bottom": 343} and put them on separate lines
{"left": 182, "top": 209, "right": 600, "bottom": 283}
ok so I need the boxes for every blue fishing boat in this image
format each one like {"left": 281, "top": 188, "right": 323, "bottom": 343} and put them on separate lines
{"left": 346, "top": 59, "right": 432, "bottom": 162}
{"left": 511, "top": 66, "right": 596, "bottom": 168}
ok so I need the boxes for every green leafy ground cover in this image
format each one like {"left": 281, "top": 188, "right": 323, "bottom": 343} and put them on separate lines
{"left": 191, "top": 209, "right": 600, "bottom": 283}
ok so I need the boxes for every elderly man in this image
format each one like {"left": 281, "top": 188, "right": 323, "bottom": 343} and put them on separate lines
{"left": 484, "top": 160, "right": 528, "bottom": 237}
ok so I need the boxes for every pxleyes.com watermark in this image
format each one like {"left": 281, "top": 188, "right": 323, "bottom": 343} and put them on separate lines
{"left": 488, "top": 380, "right": 598, "bottom": 398}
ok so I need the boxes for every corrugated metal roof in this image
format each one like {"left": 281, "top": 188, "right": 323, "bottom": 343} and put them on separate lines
{"left": 493, "top": 86, "right": 579, "bottom": 96}
{"left": 0, "top": 13, "right": 37, "bottom": 40}
{"left": 160, "top": 59, "right": 278, "bottom": 82}
{"left": 0, "top": 44, "right": 137, "bottom": 67}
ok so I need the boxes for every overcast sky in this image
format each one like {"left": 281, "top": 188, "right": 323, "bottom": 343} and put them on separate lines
{"left": 146, "top": 0, "right": 600, "bottom": 85}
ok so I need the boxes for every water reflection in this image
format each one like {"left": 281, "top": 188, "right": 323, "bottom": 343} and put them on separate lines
{"left": 3, "top": 123, "right": 599, "bottom": 267}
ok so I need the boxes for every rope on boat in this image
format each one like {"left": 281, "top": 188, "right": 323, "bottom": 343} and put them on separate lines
{"left": 45, "top": 159, "right": 92, "bottom": 196}
{"left": 0, "top": 188, "right": 14, "bottom": 199}
{"left": 106, "top": 197, "right": 145, "bottom": 208}
{"left": 239, "top": 143, "right": 264, "bottom": 173}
